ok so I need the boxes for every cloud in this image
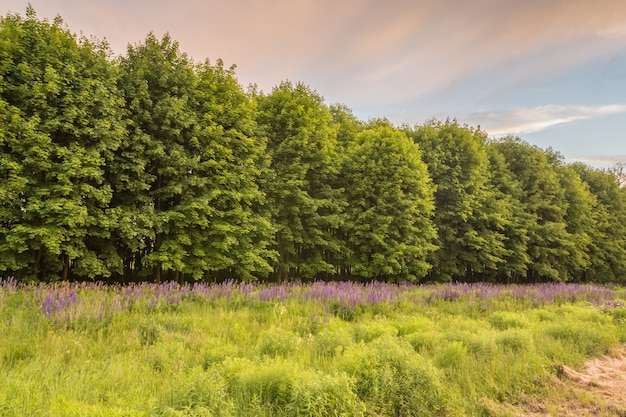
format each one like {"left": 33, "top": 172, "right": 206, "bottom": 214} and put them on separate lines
{"left": 570, "top": 155, "right": 626, "bottom": 165}
{"left": 6, "top": 0, "right": 626, "bottom": 120}
{"left": 597, "top": 22, "right": 626, "bottom": 39}
{"left": 569, "top": 156, "right": 626, "bottom": 171}
{"left": 471, "top": 104, "right": 626, "bottom": 137}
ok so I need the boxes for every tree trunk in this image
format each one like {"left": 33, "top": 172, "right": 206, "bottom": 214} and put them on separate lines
{"left": 62, "top": 255, "right": 70, "bottom": 281}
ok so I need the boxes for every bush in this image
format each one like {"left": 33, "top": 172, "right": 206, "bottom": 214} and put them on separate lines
{"left": 313, "top": 320, "right": 353, "bottom": 356}
{"left": 224, "top": 358, "right": 364, "bottom": 416}
{"left": 339, "top": 335, "right": 460, "bottom": 417}
{"left": 543, "top": 320, "right": 617, "bottom": 357}
{"left": 200, "top": 339, "right": 240, "bottom": 369}
{"left": 611, "top": 307, "right": 626, "bottom": 324}
{"left": 137, "top": 320, "right": 162, "bottom": 346}
{"left": 392, "top": 315, "right": 435, "bottom": 336}
{"left": 488, "top": 311, "right": 528, "bottom": 330}
{"left": 255, "top": 328, "right": 301, "bottom": 357}
{"left": 459, "top": 331, "right": 497, "bottom": 357}
{"left": 353, "top": 319, "right": 398, "bottom": 342}
{"left": 495, "top": 329, "right": 534, "bottom": 353}
{"left": 154, "top": 368, "right": 235, "bottom": 417}
{"left": 287, "top": 370, "right": 365, "bottom": 417}
{"left": 435, "top": 340, "right": 468, "bottom": 369}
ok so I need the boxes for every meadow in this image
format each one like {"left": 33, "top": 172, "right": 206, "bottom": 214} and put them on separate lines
{"left": 1, "top": 277, "right": 626, "bottom": 416}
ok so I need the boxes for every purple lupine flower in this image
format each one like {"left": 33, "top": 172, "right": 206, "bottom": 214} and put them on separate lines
{"left": 58, "top": 294, "right": 66, "bottom": 310}
{"left": 258, "top": 285, "right": 288, "bottom": 302}
{"left": 41, "top": 294, "right": 57, "bottom": 318}
{"left": 240, "top": 282, "right": 255, "bottom": 298}
{"left": 67, "top": 290, "right": 78, "bottom": 306}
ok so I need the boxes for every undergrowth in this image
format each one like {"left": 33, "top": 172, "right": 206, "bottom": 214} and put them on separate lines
{"left": 1, "top": 280, "right": 625, "bottom": 416}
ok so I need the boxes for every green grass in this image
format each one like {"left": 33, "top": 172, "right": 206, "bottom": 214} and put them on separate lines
{"left": 1, "top": 281, "right": 625, "bottom": 416}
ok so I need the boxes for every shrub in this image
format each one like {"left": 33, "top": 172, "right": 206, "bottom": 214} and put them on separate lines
{"left": 339, "top": 335, "right": 459, "bottom": 417}
{"left": 403, "top": 330, "right": 442, "bottom": 353}
{"left": 138, "top": 320, "right": 162, "bottom": 346}
{"left": 313, "top": 320, "right": 353, "bottom": 356}
{"left": 610, "top": 307, "right": 626, "bottom": 324}
{"left": 494, "top": 328, "right": 534, "bottom": 353}
{"left": 353, "top": 319, "right": 398, "bottom": 342}
{"left": 225, "top": 358, "right": 364, "bottom": 416}
{"left": 435, "top": 340, "right": 468, "bottom": 369}
{"left": 255, "top": 328, "right": 301, "bottom": 357}
{"left": 154, "top": 368, "right": 235, "bottom": 417}
{"left": 287, "top": 370, "right": 365, "bottom": 417}
{"left": 459, "top": 331, "right": 497, "bottom": 357}
{"left": 392, "top": 315, "right": 435, "bottom": 336}
{"left": 488, "top": 311, "right": 528, "bottom": 330}
{"left": 200, "top": 339, "right": 239, "bottom": 369}
{"left": 543, "top": 320, "right": 617, "bottom": 357}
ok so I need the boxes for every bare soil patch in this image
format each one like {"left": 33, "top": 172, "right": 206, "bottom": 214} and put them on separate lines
{"left": 520, "top": 346, "right": 626, "bottom": 416}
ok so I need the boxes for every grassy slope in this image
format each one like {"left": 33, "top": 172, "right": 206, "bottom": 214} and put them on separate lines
{"left": 1, "top": 281, "right": 625, "bottom": 416}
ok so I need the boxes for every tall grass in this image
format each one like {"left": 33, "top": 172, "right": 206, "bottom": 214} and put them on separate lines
{"left": 1, "top": 278, "right": 625, "bottom": 416}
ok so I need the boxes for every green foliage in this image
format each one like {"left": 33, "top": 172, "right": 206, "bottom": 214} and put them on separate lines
{"left": 408, "top": 121, "right": 510, "bottom": 282}
{"left": 340, "top": 125, "right": 437, "bottom": 281}
{"left": 138, "top": 319, "right": 162, "bottom": 346}
{"left": 435, "top": 340, "right": 468, "bottom": 368}
{"left": 256, "top": 81, "right": 344, "bottom": 280}
{"left": 2, "top": 282, "right": 626, "bottom": 416}
{"left": 155, "top": 368, "right": 235, "bottom": 417}
{"left": 188, "top": 60, "right": 276, "bottom": 280}
{"left": 571, "top": 163, "right": 626, "bottom": 282}
{"left": 484, "top": 143, "right": 532, "bottom": 279}
{"left": 339, "top": 335, "right": 457, "bottom": 416}
{"left": 255, "top": 328, "right": 301, "bottom": 357}
{"left": 313, "top": 320, "right": 354, "bottom": 356}
{"left": 488, "top": 311, "right": 529, "bottom": 330}
{"left": 115, "top": 33, "right": 275, "bottom": 282}
{"left": 0, "top": 9, "right": 125, "bottom": 280}
{"left": 494, "top": 328, "right": 534, "bottom": 352}
{"left": 1, "top": 7, "right": 625, "bottom": 284}
{"left": 222, "top": 358, "right": 364, "bottom": 416}
{"left": 540, "top": 307, "right": 618, "bottom": 358}
{"left": 552, "top": 156, "right": 597, "bottom": 278}
{"left": 353, "top": 318, "right": 398, "bottom": 342}
{"left": 489, "top": 138, "right": 584, "bottom": 281}
{"left": 199, "top": 339, "right": 239, "bottom": 369}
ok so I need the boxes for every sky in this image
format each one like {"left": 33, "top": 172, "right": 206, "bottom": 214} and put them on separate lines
{"left": 4, "top": 0, "right": 626, "bottom": 168}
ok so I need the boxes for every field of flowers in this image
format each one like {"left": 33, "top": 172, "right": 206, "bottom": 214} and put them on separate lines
{"left": 1, "top": 277, "right": 626, "bottom": 416}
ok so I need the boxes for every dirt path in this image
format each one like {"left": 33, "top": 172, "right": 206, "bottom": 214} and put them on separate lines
{"left": 521, "top": 346, "right": 626, "bottom": 416}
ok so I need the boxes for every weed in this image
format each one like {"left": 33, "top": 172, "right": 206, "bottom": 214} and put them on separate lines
{"left": 1, "top": 280, "right": 624, "bottom": 416}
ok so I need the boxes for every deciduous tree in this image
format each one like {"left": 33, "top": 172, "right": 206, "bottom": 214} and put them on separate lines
{"left": 408, "top": 121, "right": 509, "bottom": 281}
{"left": 0, "top": 8, "right": 124, "bottom": 280}
{"left": 256, "top": 82, "right": 343, "bottom": 280}
{"left": 340, "top": 124, "right": 437, "bottom": 280}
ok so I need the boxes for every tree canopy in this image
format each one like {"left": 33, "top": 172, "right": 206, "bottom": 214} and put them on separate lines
{"left": 1, "top": 8, "right": 625, "bottom": 284}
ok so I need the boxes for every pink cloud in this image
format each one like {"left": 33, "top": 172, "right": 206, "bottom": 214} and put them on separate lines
{"left": 5, "top": 0, "right": 626, "bottom": 110}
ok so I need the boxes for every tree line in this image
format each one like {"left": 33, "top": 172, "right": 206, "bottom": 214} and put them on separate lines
{"left": 1, "top": 8, "right": 625, "bottom": 283}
